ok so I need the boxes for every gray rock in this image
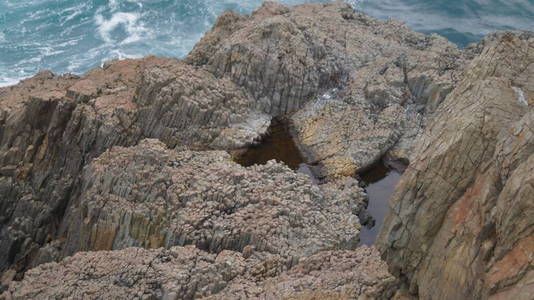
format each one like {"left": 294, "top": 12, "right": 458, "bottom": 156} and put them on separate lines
{"left": 187, "top": 1, "right": 470, "bottom": 177}
{"left": 4, "top": 246, "right": 396, "bottom": 300}
{"left": 61, "top": 139, "right": 364, "bottom": 261}
{"left": 377, "top": 32, "right": 534, "bottom": 299}
{"left": 0, "top": 57, "right": 268, "bottom": 274}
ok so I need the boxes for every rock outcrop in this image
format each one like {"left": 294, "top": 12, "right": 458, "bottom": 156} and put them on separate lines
{"left": 61, "top": 139, "right": 363, "bottom": 261}
{"left": 0, "top": 1, "right": 463, "bottom": 276}
{"left": 188, "top": 1, "right": 473, "bottom": 178}
{"left": 4, "top": 246, "right": 396, "bottom": 300}
{"left": 0, "top": 57, "right": 272, "bottom": 275}
{"left": 0, "top": 1, "right": 533, "bottom": 299}
{"left": 377, "top": 31, "right": 534, "bottom": 299}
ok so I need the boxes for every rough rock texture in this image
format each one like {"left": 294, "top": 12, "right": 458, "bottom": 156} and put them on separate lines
{"left": 0, "top": 57, "right": 270, "bottom": 275}
{"left": 4, "top": 246, "right": 396, "bottom": 300}
{"left": 61, "top": 139, "right": 363, "bottom": 261}
{"left": 2, "top": 1, "right": 533, "bottom": 299}
{"left": 377, "top": 32, "right": 534, "bottom": 299}
{"left": 0, "top": 1, "right": 468, "bottom": 276}
{"left": 288, "top": 10, "right": 471, "bottom": 178}
{"left": 187, "top": 1, "right": 472, "bottom": 177}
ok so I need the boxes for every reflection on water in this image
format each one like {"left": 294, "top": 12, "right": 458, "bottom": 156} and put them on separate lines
{"left": 235, "top": 121, "right": 318, "bottom": 183}
{"left": 236, "top": 123, "right": 402, "bottom": 244}
{"left": 358, "top": 162, "right": 401, "bottom": 246}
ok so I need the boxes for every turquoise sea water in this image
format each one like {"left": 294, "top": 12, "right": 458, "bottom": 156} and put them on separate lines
{"left": 0, "top": 0, "right": 533, "bottom": 87}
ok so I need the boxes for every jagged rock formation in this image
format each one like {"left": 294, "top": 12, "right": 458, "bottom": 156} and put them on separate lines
{"left": 0, "top": 1, "right": 455, "bottom": 277}
{"left": 61, "top": 139, "right": 363, "bottom": 260}
{"left": 377, "top": 32, "right": 534, "bottom": 299}
{"left": 0, "top": 1, "right": 533, "bottom": 299}
{"left": 4, "top": 246, "right": 396, "bottom": 300}
{"left": 187, "top": 1, "right": 473, "bottom": 178}
{"left": 0, "top": 57, "right": 272, "bottom": 275}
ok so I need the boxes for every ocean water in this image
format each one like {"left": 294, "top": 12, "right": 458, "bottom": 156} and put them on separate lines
{"left": 0, "top": 0, "right": 533, "bottom": 87}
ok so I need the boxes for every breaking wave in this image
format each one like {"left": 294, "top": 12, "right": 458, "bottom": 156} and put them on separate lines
{"left": 0, "top": 0, "right": 533, "bottom": 87}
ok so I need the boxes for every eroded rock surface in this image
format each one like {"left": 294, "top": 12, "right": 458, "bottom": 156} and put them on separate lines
{"left": 4, "top": 246, "right": 396, "bottom": 300}
{"left": 0, "top": 57, "right": 272, "bottom": 275}
{"left": 377, "top": 32, "right": 534, "bottom": 299}
{"left": 61, "top": 139, "right": 363, "bottom": 261}
{"left": 1, "top": 1, "right": 533, "bottom": 299}
{"left": 187, "top": 1, "right": 473, "bottom": 177}
{"left": 0, "top": 1, "right": 466, "bottom": 276}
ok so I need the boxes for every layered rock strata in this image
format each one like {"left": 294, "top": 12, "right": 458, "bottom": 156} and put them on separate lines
{"left": 187, "top": 1, "right": 474, "bottom": 177}
{"left": 377, "top": 32, "right": 534, "bottom": 299}
{"left": 61, "top": 139, "right": 364, "bottom": 260}
{"left": 0, "top": 57, "right": 272, "bottom": 275}
{"left": 0, "top": 1, "right": 464, "bottom": 276}
{"left": 0, "top": 1, "right": 532, "bottom": 299}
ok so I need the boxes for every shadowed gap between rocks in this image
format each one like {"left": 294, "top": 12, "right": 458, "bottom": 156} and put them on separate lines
{"left": 235, "top": 117, "right": 405, "bottom": 247}
{"left": 234, "top": 119, "right": 320, "bottom": 184}
{"left": 357, "top": 160, "right": 403, "bottom": 246}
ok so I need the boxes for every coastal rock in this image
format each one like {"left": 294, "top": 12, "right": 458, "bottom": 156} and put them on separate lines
{"left": 5, "top": 246, "right": 396, "bottom": 300}
{"left": 1, "top": 1, "right": 533, "bottom": 299}
{"left": 0, "top": 57, "right": 269, "bottom": 274}
{"left": 377, "top": 32, "right": 534, "bottom": 299}
{"left": 61, "top": 139, "right": 363, "bottom": 261}
{"left": 187, "top": 2, "right": 349, "bottom": 116}
{"left": 188, "top": 1, "right": 470, "bottom": 177}
{"left": 288, "top": 10, "right": 469, "bottom": 177}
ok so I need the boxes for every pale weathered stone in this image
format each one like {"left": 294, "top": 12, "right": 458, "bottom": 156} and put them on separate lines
{"left": 0, "top": 57, "right": 268, "bottom": 274}
{"left": 61, "top": 139, "right": 364, "bottom": 261}
{"left": 5, "top": 246, "right": 396, "bottom": 300}
{"left": 188, "top": 1, "right": 471, "bottom": 177}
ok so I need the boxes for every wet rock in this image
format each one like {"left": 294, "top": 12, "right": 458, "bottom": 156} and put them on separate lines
{"left": 4, "top": 246, "right": 396, "bottom": 300}
{"left": 377, "top": 32, "right": 534, "bottom": 299}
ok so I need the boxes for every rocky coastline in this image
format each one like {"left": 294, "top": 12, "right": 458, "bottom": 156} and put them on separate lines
{"left": 0, "top": 2, "right": 532, "bottom": 299}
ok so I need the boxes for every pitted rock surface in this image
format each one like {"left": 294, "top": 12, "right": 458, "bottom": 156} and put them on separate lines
{"left": 4, "top": 246, "right": 396, "bottom": 300}
{"left": 188, "top": 1, "right": 472, "bottom": 177}
{"left": 0, "top": 57, "right": 272, "bottom": 274}
{"left": 62, "top": 139, "right": 363, "bottom": 261}
{"left": 0, "top": 1, "right": 533, "bottom": 299}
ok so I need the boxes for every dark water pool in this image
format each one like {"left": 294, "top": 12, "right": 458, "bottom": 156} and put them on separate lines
{"left": 358, "top": 162, "right": 401, "bottom": 246}
{"left": 235, "top": 121, "right": 319, "bottom": 184}
{"left": 235, "top": 122, "right": 401, "bottom": 245}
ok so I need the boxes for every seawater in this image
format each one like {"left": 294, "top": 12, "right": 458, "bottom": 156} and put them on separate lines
{"left": 0, "top": 0, "right": 533, "bottom": 87}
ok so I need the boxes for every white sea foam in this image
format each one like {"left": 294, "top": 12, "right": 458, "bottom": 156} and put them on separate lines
{"left": 94, "top": 12, "right": 147, "bottom": 44}
{"left": 61, "top": 4, "right": 86, "bottom": 25}
{"left": 0, "top": 77, "right": 24, "bottom": 88}
{"left": 108, "top": 49, "right": 142, "bottom": 60}
{"left": 108, "top": 0, "right": 120, "bottom": 11}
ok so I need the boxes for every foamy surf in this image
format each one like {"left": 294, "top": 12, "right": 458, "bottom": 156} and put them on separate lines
{"left": 1, "top": 0, "right": 533, "bottom": 88}
{"left": 94, "top": 12, "right": 146, "bottom": 44}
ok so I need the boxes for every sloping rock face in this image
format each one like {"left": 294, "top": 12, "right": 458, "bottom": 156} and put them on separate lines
{"left": 188, "top": 1, "right": 473, "bottom": 178}
{"left": 61, "top": 139, "right": 363, "bottom": 261}
{"left": 5, "top": 246, "right": 396, "bottom": 300}
{"left": 0, "top": 57, "right": 269, "bottom": 274}
{"left": 377, "top": 32, "right": 534, "bottom": 299}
